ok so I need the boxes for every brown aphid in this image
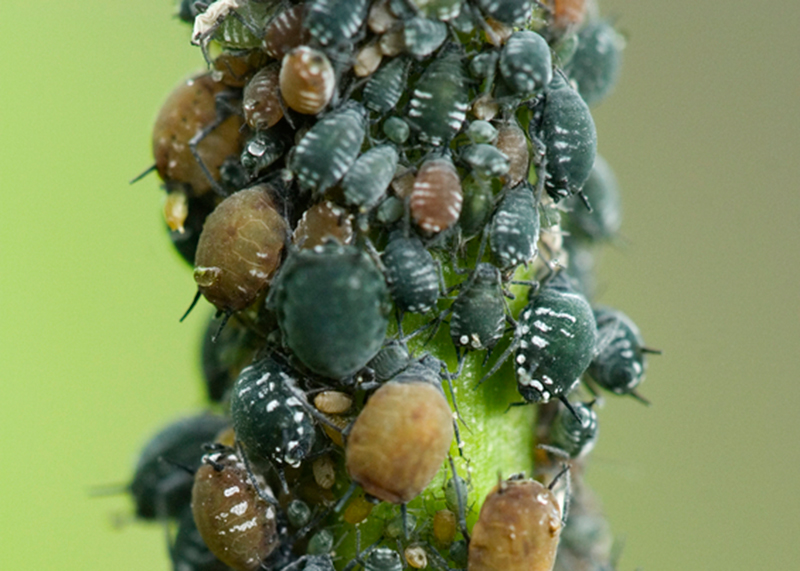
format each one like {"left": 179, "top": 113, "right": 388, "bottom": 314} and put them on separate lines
{"left": 472, "top": 94, "right": 499, "bottom": 121}
{"left": 484, "top": 18, "right": 513, "bottom": 46}
{"left": 354, "top": 43, "right": 383, "bottom": 77}
{"left": 379, "top": 30, "right": 405, "bottom": 57}
{"left": 279, "top": 46, "right": 335, "bottom": 115}
{"left": 164, "top": 189, "right": 189, "bottom": 233}
{"left": 495, "top": 122, "right": 530, "bottom": 187}
{"left": 213, "top": 50, "right": 270, "bottom": 88}
{"left": 432, "top": 509, "right": 457, "bottom": 546}
{"left": 191, "top": 447, "right": 279, "bottom": 571}
{"left": 263, "top": 3, "right": 310, "bottom": 59}
{"left": 194, "top": 185, "right": 288, "bottom": 314}
{"left": 152, "top": 74, "right": 244, "bottom": 195}
{"left": 468, "top": 477, "right": 563, "bottom": 571}
{"left": 390, "top": 167, "right": 416, "bottom": 199}
{"left": 243, "top": 63, "right": 284, "bottom": 131}
{"left": 312, "top": 455, "right": 337, "bottom": 490}
{"left": 368, "top": 0, "right": 397, "bottom": 33}
{"left": 345, "top": 379, "right": 454, "bottom": 504}
{"left": 410, "top": 156, "right": 463, "bottom": 234}
{"left": 292, "top": 201, "right": 353, "bottom": 249}
{"left": 552, "top": 0, "right": 588, "bottom": 30}
{"left": 313, "top": 390, "right": 353, "bottom": 414}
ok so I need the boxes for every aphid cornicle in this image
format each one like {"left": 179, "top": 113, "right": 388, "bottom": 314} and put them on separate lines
{"left": 288, "top": 103, "right": 367, "bottom": 195}
{"left": 468, "top": 475, "right": 563, "bottom": 571}
{"left": 363, "top": 56, "right": 410, "bottom": 115}
{"left": 243, "top": 63, "right": 284, "bottom": 130}
{"left": 303, "top": 0, "right": 369, "bottom": 46}
{"left": 498, "top": 31, "right": 553, "bottom": 99}
{"left": 548, "top": 400, "right": 599, "bottom": 458}
{"left": 191, "top": 446, "right": 280, "bottom": 571}
{"left": 565, "top": 20, "right": 625, "bottom": 107}
{"left": 410, "top": 155, "right": 464, "bottom": 234}
{"left": 130, "top": 414, "right": 229, "bottom": 520}
{"left": 279, "top": 46, "right": 336, "bottom": 115}
{"left": 489, "top": 183, "right": 541, "bottom": 270}
{"left": 341, "top": 144, "right": 399, "bottom": 210}
{"left": 450, "top": 263, "right": 507, "bottom": 353}
{"left": 193, "top": 185, "right": 288, "bottom": 315}
{"left": 270, "top": 242, "right": 391, "bottom": 380}
{"left": 564, "top": 155, "right": 622, "bottom": 242}
{"left": 229, "top": 353, "right": 316, "bottom": 468}
{"left": 382, "top": 230, "right": 441, "bottom": 315}
{"left": 345, "top": 362, "right": 454, "bottom": 504}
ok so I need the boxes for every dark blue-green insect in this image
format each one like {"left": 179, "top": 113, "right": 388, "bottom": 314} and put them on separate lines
{"left": 363, "top": 57, "right": 410, "bottom": 115}
{"left": 403, "top": 16, "right": 448, "bottom": 58}
{"left": 564, "top": 155, "right": 622, "bottom": 241}
{"left": 269, "top": 242, "right": 391, "bottom": 380}
{"left": 230, "top": 353, "right": 316, "bottom": 468}
{"left": 304, "top": 0, "right": 369, "bottom": 46}
{"left": 530, "top": 72, "right": 597, "bottom": 203}
{"left": 170, "top": 506, "right": 230, "bottom": 571}
{"left": 469, "top": 51, "right": 498, "bottom": 82}
{"left": 461, "top": 144, "right": 510, "bottom": 179}
{"left": 547, "top": 400, "right": 599, "bottom": 458}
{"left": 565, "top": 20, "right": 625, "bottom": 107}
{"left": 473, "top": 0, "right": 533, "bottom": 26}
{"left": 341, "top": 145, "right": 399, "bottom": 211}
{"left": 407, "top": 50, "right": 470, "bottom": 146}
{"left": 240, "top": 129, "right": 287, "bottom": 178}
{"left": 382, "top": 230, "right": 441, "bottom": 315}
{"left": 366, "top": 340, "right": 412, "bottom": 383}
{"left": 406, "top": 0, "right": 463, "bottom": 21}
{"left": 449, "top": 263, "right": 507, "bottom": 354}
{"left": 489, "top": 183, "right": 541, "bottom": 270}
{"left": 286, "top": 499, "right": 312, "bottom": 529}
{"left": 588, "top": 306, "right": 660, "bottom": 404}
{"left": 129, "top": 414, "right": 229, "bottom": 520}
{"left": 382, "top": 117, "right": 410, "bottom": 144}
{"left": 481, "top": 272, "right": 597, "bottom": 408}
{"left": 288, "top": 103, "right": 366, "bottom": 194}
{"left": 458, "top": 174, "right": 494, "bottom": 239}
{"left": 200, "top": 311, "right": 259, "bottom": 403}
{"left": 498, "top": 31, "right": 553, "bottom": 99}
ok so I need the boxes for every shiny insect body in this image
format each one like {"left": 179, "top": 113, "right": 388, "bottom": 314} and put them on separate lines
{"left": 382, "top": 116, "right": 411, "bottom": 144}
{"left": 403, "top": 16, "right": 448, "bottom": 58}
{"left": 449, "top": 263, "right": 508, "bottom": 355}
{"left": 547, "top": 400, "right": 599, "bottom": 458}
{"left": 242, "top": 63, "right": 284, "bottom": 130}
{"left": 461, "top": 144, "right": 510, "bottom": 180}
{"left": 467, "top": 120, "right": 498, "bottom": 144}
{"left": 303, "top": 0, "right": 370, "bottom": 46}
{"left": 279, "top": 46, "right": 336, "bottom": 115}
{"left": 240, "top": 129, "right": 288, "bottom": 178}
{"left": 564, "top": 154, "right": 622, "bottom": 242}
{"left": 489, "top": 183, "right": 541, "bottom": 270}
{"left": 263, "top": 3, "right": 310, "bottom": 59}
{"left": 382, "top": 231, "right": 441, "bottom": 315}
{"left": 565, "top": 20, "right": 625, "bottom": 107}
{"left": 363, "top": 57, "right": 410, "bottom": 115}
{"left": 341, "top": 145, "right": 399, "bottom": 210}
{"left": 406, "top": 0, "right": 463, "bottom": 21}
{"left": 473, "top": 0, "right": 533, "bottom": 26}
{"left": 498, "top": 31, "right": 553, "bottom": 100}
{"left": 410, "top": 155, "right": 464, "bottom": 234}
{"left": 292, "top": 201, "right": 354, "bottom": 249}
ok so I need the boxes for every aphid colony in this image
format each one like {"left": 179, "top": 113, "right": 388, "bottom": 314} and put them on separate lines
{"left": 123, "top": 1, "right": 656, "bottom": 570}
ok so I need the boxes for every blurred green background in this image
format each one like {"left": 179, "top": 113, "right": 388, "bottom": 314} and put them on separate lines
{"left": 1, "top": 0, "right": 798, "bottom": 569}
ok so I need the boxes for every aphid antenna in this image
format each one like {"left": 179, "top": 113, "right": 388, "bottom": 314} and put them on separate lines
{"left": 547, "top": 462, "right": 572, "bottom": 525}
{"left": 179, "top": 290, "right": 202, "bottom": 323}
{"left": 129, "top": 164, "right": 157, "bottom": 184}
{"left": 235, "top": 440, "right": 281, "bottom": 508}
{"left": 629, "top": 389, "right": 651, "bottom": 406}
{"left": 211, "top": 310, "right": 233, "bottom": 343}
{"left": 558, "top": 395, "right": 583, "bottom": 422}
{"left": 447, "top": 455, "right": 470, "bottom": 543}
{"left": 439, "top": 357, "right": 470, "bottom": 434}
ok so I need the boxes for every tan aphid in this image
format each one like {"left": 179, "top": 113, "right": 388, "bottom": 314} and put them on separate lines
{"left": 164, "top": 189, "right": 189, "bottom": 233}
{"left": 405, "top": 546, "right": 428, "bottom": 569}
{"left": 468, "top": 477, "right": 563, "bottom": 571}
{"left": 280, "top": 46, "right": 335, "bottom": 115}
{"left": 484, "top": 17, "right": 513, "bottom": 46}
{"left": 243, "top": 63, "right": 284, "bottom": 131}
{"left": 263, "top": 3, "right": 310, "bottom": 59}
{"left": 292, "top": 201, "right": 354, "bottom": 249}
{"left": 390, "top": 166, "right": 416, "bottom": 199}
{"left": 313, "top": 390, "right": 353, "bottom": 414}
{"left": 354, "top": 43, "right": 383, "bottom": 77}
{"left": 345, "top": 380, "right": 454, "bottom": 504}
{"left": 191, "top": 447, "right": 279, "bottom": 571}
{"left": 342, "top": 494, "right": 374, "bottom": 525}
{"left": 472, "top": 93, "right": 499, "bottom": 121}
{"left": 495, "top": 122, "right": 530, "bottom": 187}
{"left": 368, "top": 0, "right": 398, "bottom": 33}
{"left": 410, "top": 156, "right": 463, "bottom": 234}
{"left": 312, "top": 455, "right": 337, "bottom": 489}
{"left": 379, "top": 30, "right": 405, "bottom": 57}
{"left": 432, "top": 509, "right": 457, "bottom": 546}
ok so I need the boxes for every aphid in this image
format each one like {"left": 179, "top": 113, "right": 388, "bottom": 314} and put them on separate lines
{"left": 201, "top": 312, "right": 260, "bottom": 403}
{"left": 303, "top": 0, "right": 369, "bottom": 46}
{"left": 191, "top": 445, "right": 280, "bottom": 571}
{"left": 531, "top": 73, "right": 597, "bottom": 203}
{"left": 382, "top": 230, "right": 441, "bottom": 315}
{"left": 406, "top": 51, "right": 470, "bottom": 146}
{"left": 170, "top": 506, "right": 230, "bottom": 571}
{"left": 152, "top": 74, "right": 244, "bottom": 196}
{"left": 588, "top": 307, "right": 660, "bottom": 404}
{"left": 164, "top": 189, "right": 189, "bottom": 234}
{"left": 471, "top": 93, "right": 499, "bottom": 121}
{"left": 363, "top": 57, "right": 410, "bottom": 115}
{"left": 312, "top": 455, "right": 337, "bottom": 489}
{"left": 280, "top": 46, "right": 336, "bottom": 115}
{"left": 403, "top": 16, "right": 448, "bottom": 58}
{"left": 481, "top": 17, "right": 513, "bottom": 47}
{"left": 314, "top": 390, "right": 353, "bottom": 414}
{"left": 345, "top": 362, "right": 454, "bottom": 504}
{"left": 565, "top": 20, "right": 625, "bottom": 107}
{"left": 368, "top": 0, "right": 398, "bottom": 33}
{"left": 307, "top": 531, "right": 336, "bottom": 556}
{"left": 382, "top": 116, "right": 411, "bottom": 144}
{"left": 287, "top": 103, "right": 366, "bottom": 194}
{"left": 461, "top": 144, "right": 510, "bottom": 179}
{"left": 286, "top": 499, "right": 312, "bottom": 529}
{"left": 292, "top": 201, "right": 354, "bottom": 249}
{"left": 213, "top": 50, "right": 270, "bottom": 89}
{"left": 498, "top": 31, "right": 553, "bottom": 99}
{"left": 243, "top": 63, "right": 284, "bottom": 130}
{"left": 469, "top": 52, "right": 499, "bottom": 81}
{"left": 467, "top": 120, "right": 498, "bottom": 144}
{"left": 168, "top": 194, "right": 216, "bottom": 267}
{"left": 385, "top": 512, "right": 417, "bottom": 539}
{"left": 354, "top": 43, "right": 383, "bottom": 77}
{"left": 229, "top": 353, "right": 316, "bottom": 468}
{"left": 350, "top": 546, "right": 403, "bottom": 571}
{"left": 468, "top": 475, "right": 563, "bottom": 571}
{"left": 551, "top": 0, "right": 588, "bottom": 32}
{"left": 495, "top": 120, "right": 530, "bottom": 187}
{"left": 404, "top": 546, "right": 427, "bottom": 569}
{"left": 270, "top": 242, "right": 391, "bottom": 379}
{"left": 366, "top": 340, "right": 412, "bottom": 383}
{"left": 458, "top": 174, "right": 494, "bottom": 239}
{"left": 547, "top": 400, "right": 599, "bottom": 458}
{"left": 342, "top": 145, "right": 400, "bottom": 210}
{"left": 432, "top": 509, "right": 457, "bottom": 546}
{"left": 263, "top": 4, "right": 310, "bottom": 59}
{"left": 192, "top": 1, "right": 276, "bottom": 56}
{"left": 407, "top": 0, "right": 463, "bottom": 21}
{"left": 240, "top": 129, "right": 289, "bottom": 178}
{"left": 489, "top": 182, "right": 541, "bottom": 270}
{"left": 193, "top": 185, "right": 288, "bottom": 315}
{"left": 379, "top": 29, "right": 405, "bottom": 57}
{"left": 564, "top": 155, "right": 622, "bottom": 241}
{"left": 410, "top": 155, "right": 463, "bottom": 234}
{"left": 473, "top": 0, "right": 533, "bottom": 27}
{"left": 130, "top": 414, "right": 229, "bottom": 520}
{"left": 450, "top": 263, "right": 507, "bottom": 353}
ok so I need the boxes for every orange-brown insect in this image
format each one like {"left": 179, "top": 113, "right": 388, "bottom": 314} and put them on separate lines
{"left": 191, "top": 446, "right": 279, "bottom": 571}
{"left": 552, "top": 0, "right": 588, "bottom": 30}
{"left": 279, "top": 46, "right": 335, "bottom": 115}
{"left": 410, "top": 156, "right": 463, "bottom": 234}
{"left": 263, "top": 3, "right": 310, "bottom": 59}
{"left": 292, "top": 201, "right": 354, "bottom": 249}
{"left": 468, "top": 476, "right": 563, "bottom": 571}
{"left": 243, "top": 63, "right": 284, "bottom": 131}
{"left": 213, "top": 50, "right": 270, "bottom": 88}
{"left": 495, "top": 121, "right": 530, "bottom": 187}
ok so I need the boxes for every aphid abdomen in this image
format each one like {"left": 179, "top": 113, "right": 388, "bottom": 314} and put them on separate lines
{"left": 489, "top": 183, "right": 541, "bottom": 270}
{"left": 410, "top": 156, "right": 463, "bottom": 234}
{"left": 341, "top": 144, "right": 399, "bottom": 210}
{"left": 303, "top": 0, "right": 369, "bottom": 46}
{"left": 382, "top": 232, "right": 440, "bottom": 314}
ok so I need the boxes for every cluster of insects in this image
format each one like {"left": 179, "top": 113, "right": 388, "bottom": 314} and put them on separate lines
{"left": 121, "top": 0, "right": 659, "bottom": 570}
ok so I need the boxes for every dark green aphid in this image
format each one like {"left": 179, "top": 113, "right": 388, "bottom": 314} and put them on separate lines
{"left": 270, "top": 243, "right": 391, "bottom": 379}
{"left": 404, "top": 16, "right": 448, "bottom": 58}
{"left": 469, "top": 51, "right": 498, "bottom": 81}
{"left": 564, "top": 155, "right": 622, "bottom": 242}
{"left": 288, "top": 103, "right": 367, "bottom": 194}
{"left": 304, "top": 0, "right": 369, "bottom": 46}
{"left": 193, "top": 0, "right": 275, "bottom": 52}
{"left": 129, "top": 414, "right": 229, "bottom": 520}
{"left": 375, "top": 195, "right": 406, "bottom": 225}
{"left": 363, "top": 57, "right": 410, "bottom": 115}
{"left": 458, "top": 174, "right": 494, "bottom": 239}
{"left": 407, "top": 51, "right": 470, "bottom": 146}
{"left": 407, "top": 0, "right": 463, "bottom": 21}
{"left": 382, "top": 231, "right": 441, "bottom": 314}
{"left": 449, "top": 539, "right": 468, "bottom": 567}
{"left": 201, "top": 312, "right": 259, "bottom": 403}
{"left": 286, "top": 499, "right": 312, "bottom": 529}
{"left": 342, "top": 145, "right": 399, "bottom": 210}
{"left": 450, "top": 263, "right": 507, "bottom": 352}
{"left": 565, "top": 20, "right": 625, "bottom": 107}
{"left": 532, "top": 73, "right": 597, "bottom": 202}
{"left": 588, "top": 307, "right": 660, "bottom": 404}
{"left": 548, "top": 400, "right": 599, "bottom": 458}
{"left": 467, "top": 120, "right": 498, "bottom": 144}
{"left": 489, "top": 183, "right": 541, "bottom": 270}
{"left": 382, "top": 117, "right": 411, "bottom": 144}
{"left": 240, "top": 129, "right": 287, "bottom": 178}
{"left": 498, "top": 31, "right": 553, "bottom": 99}
{"left": 473, "top": 0, "right": 532, "bottom": 26}
{"left": 170, "top": 506, "right": 230, "bottom": 571}
{"left": 462, "top": 143, "right": 510, "bottom": 179}
{"left": 366, "top": 340, "right": 412, "bottom": 383}
{"left": 307, "top": 532, "right": 336, "bottom": 556}
{"left": 230, "top": 353, "right": 316, "bottom": 468}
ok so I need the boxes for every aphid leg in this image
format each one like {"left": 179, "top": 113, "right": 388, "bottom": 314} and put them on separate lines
{"left": 401, "top": 503, "right": 410, "bottom": 539}
{"left": 548, "top": 463, "right": 571, "bottom": 525}
{"left": 447, "top": 455, "right": 470, "bottom": 543}
{"left": 235, "top": 440, "right": 280, "bottom": 507}
{"left": 333, "top": 481, "right": 359, "bottom": 514}
{"left": 424, "top": 541, "right": 460, "bottom": 571}
{"left": 188, "top": 105, "right": 234, "bottom": 198}
{"left": 179, "top": 290, "right": 202, "bottom": 322}
{"left": 129, "top": 164, "right": 157, "bottom": 184}
{"left": 536, "top": 443, "right": 571, "bottom": 460}
{"left": 476, "top": 334, "right": 520, "bottom": 388}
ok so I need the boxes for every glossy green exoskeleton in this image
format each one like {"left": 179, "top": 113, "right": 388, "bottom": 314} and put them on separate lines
{"left": 382, "top": 231, "right": 441, "bottom": 315}
{"left": 286, "top": 499, "right": 312, "bottom": 529}
{"left": 548, "top": 400, "right": 599, "bottom": 458}
{"left": 473, "top": 0, "right": 533, "bottom": 26}
{"left": 341, "top": 145, "right": 399, "bottom": 210}
{"left": 170, "top": 507, "right": 230, "bottom": 571}
{"left": 230, "top": 353, "right": 316, "bottom": 468}
{"left": 564, "top": 155, "right": 622, "bottom": 242}
{"left": 450, "top": 263, "right": 507, "bottom": 354}
{"left": 129, "top": 414, "right": 229, "bottom": 520}
{"left": 403, "top": 16, "right": 448, "bottom": 58}
{"left": 565, "top": 20, "right": 625, "bottom": 107}
{"left": 382, "top": 117, "right": 411, "bottom": 144}
{"left": 407, "top": 50, "right": 471, "bottom": 146}
{"left": 498, "top": 31, "right": 553, "bottom": 100}
{"left": 363, "top": 57, "right": 410, "bottom": 115}
{"left": 588, "top": 306, "right": 660, "bottom": 404}
{"left": 240, "top": 129, "right": 288, "bottom": 179}
{"left": 489, "top": 183, "right": 541, "bottom": 270}
{"left": 303, "top": 0, "right": 369, "bottom": 46}
{"left": 461, "top": 143, "right": 510, "bottom": 179}
{"left": 269, "top": 243, "right": 391, "bottom": 379}
{"left": 467, "top": 120, "right": 498, "bottom": 144}
{"left": 288, "top": 103, "right": 367, "bottom": 194}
